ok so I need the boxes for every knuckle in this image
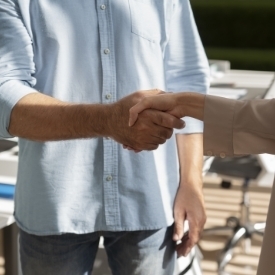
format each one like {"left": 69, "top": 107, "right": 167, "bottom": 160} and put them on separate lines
{"left": 163, "top": 114, "right": 178, "bottom": 128}
{"left": 159, "top": 138, "right": 166, "bottom": 145}
{"left": 153, "top": 88, "right": 161, "bottom": 95}
{"left": 167, "top": 129, "right": 173, "bottom": 139}
{"left": 160, "top": 130, "right": 168, "bottom": 139}
{"left": 137, "top": 123, "right": 147, "bottom": 132}
{"left": 160, "top": 128, "right": 172, "bottom": 140}
{"left": 157, "top": 113, "right": 164, "bottom": 125}
{"left": 202, "top": 215, "right": 207, "bottom": 226}
{"left": 142, "top": 97, "right": 150, "bottom": 106}
{"left": 134, "top": 91, "right": 145, "bottom": 101}
{"left": 190, "top": 235, "right": 199, "bottom": 245}
{"left": 136, "top": 91, "right": 143, "bottom": 98}
{"left": 150, "top": 144, "right": 159, "bottom": 150}
{"left": 156, "top": 88, "right": 161, "bottom": 93}
{"left": 167, "top": 116, "right": 175, "bottom": 127}
{"left": 199, "top": 211, "right": 207, "bottom": 226}
{"left": 141, "top": 109, "right": 150, "bottom": 117}
{"left": 156, "top": 130, "right": 163, "bottom": 138}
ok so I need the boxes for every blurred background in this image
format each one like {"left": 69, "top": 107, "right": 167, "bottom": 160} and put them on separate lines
{"left": 191, "top": 0, "right": 275, "bottom": 72}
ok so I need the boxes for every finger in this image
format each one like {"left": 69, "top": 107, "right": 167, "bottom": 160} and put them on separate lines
{"left": 151, "top": 127, "right": 173, "bottom": 140}
{"left": 129, "top": 98, "right": 153, "bottom": 127}
{"left": 139, "top": 109, "right": 184, "bottom": 134}
{"left": 147, "top": 123, "right": 173, "bottom": 141}
{"left": 175, "top": 232, "right": 189, "bottom": 256}
{"left": 128, "top": 137, "right": 162, "bottom": 151}
{"left": 135, "top": 116, "right": 173, "bottom": 141}
{"left": 145, "top": 88, "right": 165, "bottom": 96}
{"left": 151, "top": 111, "right": 185, "bottom": 129}
{"left": 123, "top": 145, "right": 134, "bottom": 150}
{"left": 180, "top": 220, "right": 200, "bottom": 256}
{"left": 135, "top": 136, "right": 166, "bottom": 151}
{"left": 140, "top": 143, "right": 159, "bottom": 151}
{"left": 173, "top": 212, "right": 185, "bottom": 242}
{"left": 176, "top": 237, "right": 192, "bottom": 257}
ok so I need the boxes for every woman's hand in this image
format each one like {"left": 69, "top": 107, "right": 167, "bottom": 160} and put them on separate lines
{"left": 129, "top": 91, "right": 205, "bottom": 127}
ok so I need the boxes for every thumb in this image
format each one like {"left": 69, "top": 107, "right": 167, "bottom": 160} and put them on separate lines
{"left": 128, "top": 108, "right": 139, "bottom": 127}
{"left": 173, "top": 214, "right": 185, "bottom": 241}
{"left": 129, "top": 98, "right": 152, "bottom": 126}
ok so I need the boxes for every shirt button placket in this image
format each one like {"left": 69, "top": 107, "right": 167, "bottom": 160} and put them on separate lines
{"left": 97, "top": 0, "right": 119, "bottom": 228}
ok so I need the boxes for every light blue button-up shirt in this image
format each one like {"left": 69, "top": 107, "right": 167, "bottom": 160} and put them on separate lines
{"left": 0, "top": 0, "right": 209, "bottom": 235}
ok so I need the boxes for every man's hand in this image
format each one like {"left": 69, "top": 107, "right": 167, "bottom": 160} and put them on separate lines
{"left": 174, "top": 134, "right": 206, "bottom": 257}
{"left": 107, "top": 90, "right": 185, "bottom": 151}
{"left": 173, "top": 183, "right": 206, "bottom": 257}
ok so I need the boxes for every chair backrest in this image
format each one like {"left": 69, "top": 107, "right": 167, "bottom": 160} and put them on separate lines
{"left": 264, "top": 75, "right": 275, "bottom": 99}
{"left": 208, "top": 156, "right": 262, "bottom": 180}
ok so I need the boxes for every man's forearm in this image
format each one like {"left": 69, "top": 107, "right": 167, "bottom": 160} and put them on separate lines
{"left": 176, "top": 133, "right": 204, "bottom": 187}
{"left": 8, "top": 90, "right": 183, "bottom": 149}
{"left": 9, "top": 93, "right": 112, "bottom": 141}
{"left": 173, "top": 133, "right": 206, "bottom": 256}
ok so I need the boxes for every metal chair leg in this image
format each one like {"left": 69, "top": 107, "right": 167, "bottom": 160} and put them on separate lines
{"left": 218, "top": 227, "right": 246, "bottom": 273}
{"left": 253, "top": 222, "right": 265, "bottom": 236}
{"left": 203, "top": 226, "right": 233, "bottom": 236}
{"left": 202, "top": 176, "right": 266, "bottom": 274}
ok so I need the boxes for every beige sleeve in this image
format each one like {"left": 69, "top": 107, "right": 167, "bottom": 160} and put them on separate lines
{"left": 203, "top": 95, "right": 275, "bottom": 157}
{"left": 204, "top": 95, "right": 275, "bottom": 275}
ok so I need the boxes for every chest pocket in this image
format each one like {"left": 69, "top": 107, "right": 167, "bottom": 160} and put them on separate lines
{"left": 129, "top": 0, "right": 161, "bottom": 43}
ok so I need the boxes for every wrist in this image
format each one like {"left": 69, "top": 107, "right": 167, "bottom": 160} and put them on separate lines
{"left": 85, "top": 103, "right": 115, "bottom": 138}
{"left": 179, "top": 178, "right": 204, "bottom": 199}
{"left": 102, "top": 103, "right": 119, "bottom": 138}
{"left": 180, "top": 93, "right": 205, "bottom": 120}
{"left": 179, "top": 169, "right": 203, "bottom": 190}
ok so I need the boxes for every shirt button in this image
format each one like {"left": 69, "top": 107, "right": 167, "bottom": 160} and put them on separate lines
{"left": 104, "top": 49, "right": 110, "bottom": 55}
{"left": 100, "top": 4, "right": 106, "bottom": 10}
{"left": 220, "top": 152, "right": 226, "bottom": 158}
{"left": 206, "top": 150, "right": 212, "bottom": 156}
{"left": 105, "top": 94, "right": 112, "bottom": 99}
{"left": 106, "top": 175, "right": 113, "bottom": 181}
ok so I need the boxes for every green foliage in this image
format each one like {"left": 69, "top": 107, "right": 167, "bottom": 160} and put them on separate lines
{"left": 205, "top": 48, "right": 275, "bottom": 71}
{"left": 190, "top": 0, "right": 275, "bottom": 71}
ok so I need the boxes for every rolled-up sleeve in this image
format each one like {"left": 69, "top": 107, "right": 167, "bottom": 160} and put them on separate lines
{"left": 165, "top": 0, "right": 210, "bottom": 134}
{"left": 0, "top": 0, "right": 37, "bottom": 138}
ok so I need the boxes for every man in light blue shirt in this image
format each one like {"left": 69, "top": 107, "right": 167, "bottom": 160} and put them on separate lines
{"left": 0, "top": 0, "right": 209, "bottom": 274}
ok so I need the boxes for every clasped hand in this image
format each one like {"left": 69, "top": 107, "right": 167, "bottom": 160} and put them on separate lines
{"left": 108, "top": 89, "right": 184, "bottom": 151}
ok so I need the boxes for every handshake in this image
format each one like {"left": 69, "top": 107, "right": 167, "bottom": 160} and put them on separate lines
{"left": 108, "top": 89, "right": 205, "bottom": 151}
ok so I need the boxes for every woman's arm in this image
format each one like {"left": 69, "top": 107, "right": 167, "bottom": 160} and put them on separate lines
{"left": 129, "top": 92, "right": 275, "bottom": 156}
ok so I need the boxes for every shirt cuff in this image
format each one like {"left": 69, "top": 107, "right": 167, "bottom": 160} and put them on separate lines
{"left": 203, "top": 95, "right": 236, "bottom": 158}
{"left": 175, "top": 117, "right": 203, "bottom": 135}
{"left": 0, "top": 80, "right": 37, "bottom": 138}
